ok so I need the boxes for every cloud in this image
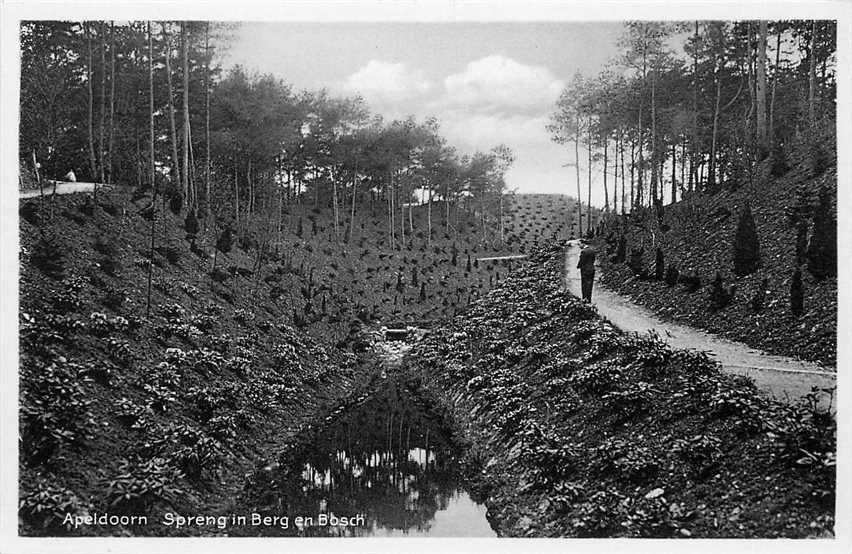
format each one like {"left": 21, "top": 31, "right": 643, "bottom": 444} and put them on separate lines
{"left": 342, "top": 60, "right": 433, "bottom": 107}
{"left": 440, "top": 55, "right": 565, "bottom": 113}
{"left": 441, "top": 112, "right": 550, "bottom": 152}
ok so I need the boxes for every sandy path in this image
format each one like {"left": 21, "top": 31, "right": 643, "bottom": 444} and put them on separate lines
{"left": 564, "top": 240, "right": 836, "bottom": 408}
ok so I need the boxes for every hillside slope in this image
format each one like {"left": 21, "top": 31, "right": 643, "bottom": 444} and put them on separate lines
{"left": 17, "top": 189, "right": 576, "bottom": 535}
{"left": 407, "top": 243, "right": 835, "bottom": 537}
{"left": 598, "top": 132, "right": 837, "bottom": 367}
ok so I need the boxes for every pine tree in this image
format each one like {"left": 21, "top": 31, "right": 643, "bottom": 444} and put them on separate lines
{"left": 664, "top": 263, "right": 679, "bottom": 286}
{"left": 806, "top": 186, "right": 836, "bottom": 280}
{"left": 751, "top": 277, "right": 768, "bottom": 313}
{"left": 655, "top": 247, "right": 665, "bottom": 280}
{"left": 790, "top": 268, "right": 804, "bottom": 316}
{"left": 212, "top": 226, "right": 234, "bottom": 271}
{"left": 732, "top": 204, "right": 760, "bottom": 276}
{"left": 184, "top": 209, "right": 199, "bottom": 246}
{"left": 615, "top": 235, "right": 627, "bottom": 264}
{"left": 795, "top": 219, "right": 808, "bottom": 266}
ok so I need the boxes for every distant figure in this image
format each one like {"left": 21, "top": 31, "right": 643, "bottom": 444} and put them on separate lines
{"left": 577, "top": 244, "right": 597, "bottom": 303}
{"left": 63, "top": 170, "right": 77, "bottom": 182}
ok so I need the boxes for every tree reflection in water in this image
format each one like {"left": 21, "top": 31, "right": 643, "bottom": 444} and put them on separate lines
{"left": 239, "top": 376, "right": 494, "bottom": 537}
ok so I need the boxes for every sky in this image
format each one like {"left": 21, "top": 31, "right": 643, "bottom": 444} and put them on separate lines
{"left": 222, "top": 22, "right": 624, "bottom": 203}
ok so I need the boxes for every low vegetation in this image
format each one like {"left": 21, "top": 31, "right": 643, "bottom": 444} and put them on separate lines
{"left": 408, "top": 243, "right": 835, "bottom": 537}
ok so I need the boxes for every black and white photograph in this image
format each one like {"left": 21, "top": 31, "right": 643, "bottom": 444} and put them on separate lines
{"left": 1, "top": 1, "right": 849, "bottom": 552}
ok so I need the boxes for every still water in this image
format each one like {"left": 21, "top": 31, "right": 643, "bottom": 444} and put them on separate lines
{"left": 239, "top": 374, "right": 496, "bottom": 537}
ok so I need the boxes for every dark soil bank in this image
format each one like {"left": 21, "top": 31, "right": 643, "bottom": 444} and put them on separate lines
{"left": 407, "top": 243, "right": 835, "bottom": 538}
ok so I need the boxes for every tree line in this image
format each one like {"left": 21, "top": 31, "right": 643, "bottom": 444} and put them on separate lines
{"left": 19, "top": 20, "right": 515, "bottom": 250}
{"left": 548, "top": 20, "right": 837, "bottom": 232}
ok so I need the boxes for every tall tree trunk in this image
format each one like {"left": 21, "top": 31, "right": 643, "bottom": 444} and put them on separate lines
{"left": 349, "top": 162, "right": 357, "bottom": 243}
{"left": 399, "top": 172, "right": 405, "bottom": 244}
{"left": 146, "top": 21, "right": 156, "bottom": 317}
{"left": 574, "top": 114, "right": 582, "bottom": 234}
{"left": 671, "top": 142, "right": 677, "bottom": 204}
{"left": 709, "top": 75, "right": 721, "bottom": 192}
{"left": 234, "top": 162, "right": 239, "bottom": 229}
{"left": 444, "top": 181, "right": 450, "bottom": 232}
{"left": 98, "top": 22, "right": 107, "bottom": 185}
{"left": 745, "top": 22, "right": 755, "bottom": 144}
{"left": 756, "top": 20, "right": 768, "bottom": 151}
{"left": 603, "top": 139, "right": 609, "bottom": 213}
{"left": 86, "top": 23, "right": 97, "bottom": 181}
{"left": 637, "top": 48, "right": 646, "bottom": 208}
{"left": 181, "top": 21, "right": 190, "bottom": 206}
{"left": 107, "top": 22, "right": 116, "bottom": 186}
{"left": 499, "top": 193, "right": 504, "bottom": 245}
{"left": 690, "top": 21, "right": 699, "bottom": 193}
{"left": 620, "top": 131, "right": 626, "bottom": 214}
{"left": 629, "top": 134, "right": 636, "bottom": 209}
{"left": 808, "top": 20, "right": 817, "bottom": 127}
{"left": 650, "top": 65, "right": 658, "bottom": 202}
{"left": 769, "top": 24, "right": 782, "bottom": 141}
{"left": 205, "top": 22, "right": 211, "bottom": 220}
{"left": 587, "top": 119, "right": 592, "bottom": 234}
{"left": 163, "top": 23, "right": 181, "bottom": 193}
{"left": 427, "top": 180, "right": 432, "bottom": 246}
{"left": 680, "top": 136, "right": 687, "bottom": 198}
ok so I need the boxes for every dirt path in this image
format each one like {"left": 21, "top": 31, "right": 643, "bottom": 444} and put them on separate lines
{"left": 20, "top": 181, "right": 108, "bottom": 199}
{"left": 564, "top": 240, "right": 836, "bottom": 408}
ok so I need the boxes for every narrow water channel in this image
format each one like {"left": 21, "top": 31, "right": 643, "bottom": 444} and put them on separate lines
{"left": 237, "top": 332, "right": 496, "bottom": 537}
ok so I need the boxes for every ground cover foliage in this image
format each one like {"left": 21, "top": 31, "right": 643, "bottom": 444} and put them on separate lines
{"left": 18, "top": 190, "right": 576, "bottom": 535}
{"left": 598, "top": 125, "right": 836, "bottom": 367}
{"left": 407, "top": 243, "right": 835, "bottom": 538}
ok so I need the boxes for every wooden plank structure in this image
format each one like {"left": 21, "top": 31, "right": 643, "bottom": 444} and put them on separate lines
{"left": 475, "top": 255, "right": 529, "bottom": 262}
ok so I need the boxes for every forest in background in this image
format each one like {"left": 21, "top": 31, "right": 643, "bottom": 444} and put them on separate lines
{"left": 548, "top": 20, "right": 836, "bottom": 232}
{"left": 20, "top": 21, "right": 516, "bottom": 253}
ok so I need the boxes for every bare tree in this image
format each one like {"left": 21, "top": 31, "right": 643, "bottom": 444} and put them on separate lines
{"left": 145, "top": 21, "right": 156, "bottom": 316}
{"left": 756, "top": 20, "right": 768, "bottom": 150}
{"left": 163, "top": 23, "right": 181, "bottom": 193}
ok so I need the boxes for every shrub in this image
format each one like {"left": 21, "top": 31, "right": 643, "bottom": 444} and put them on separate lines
{"left": 679, "top": 271, "right": 701, "bottom": 293}
{"left": 790, "top": 268, "right": 804, "bottom": 316}
{"left": 769, "top": 142, "right": 789, "bottom": 176}
{"left": 732, "top": 204, "right": 760, "bottom": 276}
{"left": 614, "top": 235, "right": 627, "bottom": 264}
{"left": 154, "top": 425, "right": 223, "bottom": 480}
{"left": 664, "top": 264, "right": 679, "bottom": 287}
{"left": 806, "top": 186, "right": 836, "bottom": 280}
{"left": 795, "top": 219, "right": 809, "bottom": 266}
{"left": 30, "top": 234, "right": 65, "bottom": 280}
{"left": 168, "top": 191, "right": 183, "bottom": 215}
{"left": 155, "top": 245, "right": 181, "bottom": 266}
{"left": 216, "top": 227, "right": 234, "bottom": 256}
{"left": 104, "top": 457, "right": 184, "bottom": 513}
{"left": 708, "top": 273, "right": 735, "bottom": 311}
{"left": 628, "top": 247, "right": 645, "bottom": 277}
{"left": 750, "top": 278, "right": 768, "bottom": 313}
{"left": 20, "top": 359, "right": 94, "bottom": 466}
{"left": 115, "top": 397, "right": 152, "bottom": 429}
{"left": 184, "top": 209, "right": 199, "bottom": 245}
{"left": 19, "top": 480, "right": 90, "bottom": 533}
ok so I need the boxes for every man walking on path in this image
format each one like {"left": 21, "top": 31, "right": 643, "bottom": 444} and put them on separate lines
{"left": 577, "top": 243, "right": 597, "bottom": 302}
